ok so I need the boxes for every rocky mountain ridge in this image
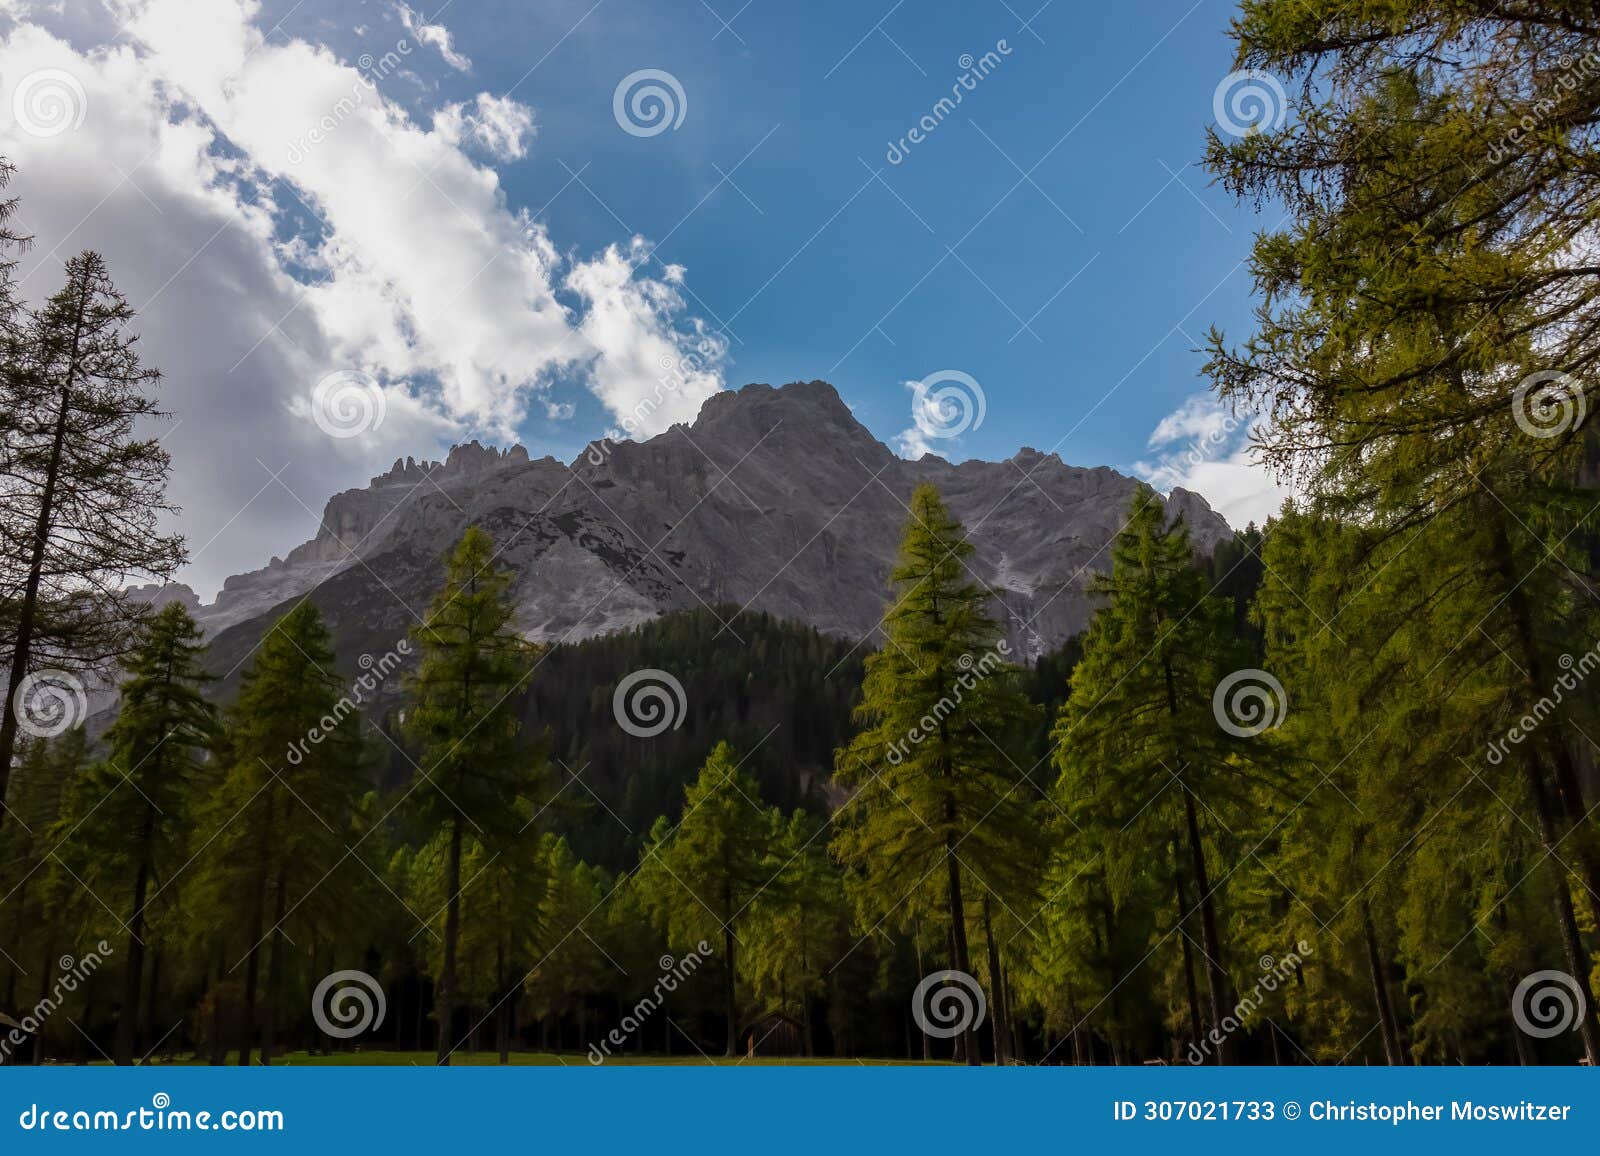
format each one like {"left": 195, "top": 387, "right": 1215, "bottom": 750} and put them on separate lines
{"left": 168, "top": 380, "right": 1233, "bottom": 677}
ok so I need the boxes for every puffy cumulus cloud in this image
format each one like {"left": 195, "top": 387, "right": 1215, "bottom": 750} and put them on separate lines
{"left": 435, "top": 93, "right": 535, "bottom": 162}
{"left": 0, "top": 0, "right": 724, "bottom": 596}
{"left": 894, "top": 419, "right": 939, "bottom": 460}
{"left": 1135, "top": 393, "right": 1293, "bottom": 529}
{"left": 566, "top": 238, "right": 726, "bottom": 434}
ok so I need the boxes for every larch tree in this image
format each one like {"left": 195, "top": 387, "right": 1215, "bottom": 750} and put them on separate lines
{"left": 451, "top": 815, "right": 558, "bottom": 1063}
{"left": 831, "top": 482, "right": 1041, "bottom": 1066}
{"left": 638, "top": 741, "right": 782, "bottom": 1056}
{"left": 745, "top": 809, "right": 849, "bottom": 1057}
{"left": 0, "top": 725, "right": 86, "bottom": 1034}
{"left": 190, "top": 601, "right": 366, "bottom": 1065}
{"left": 1206, "top": 3, "right": 1600, "bottom": 1060}
{"left": 62, "top": 602, "right": 218, "bottom": 1064}
{"left": 402, "top": 526, "right": 541, "bottom": 1065}
{"left": 1053, "top": 488, "right": 1273, "bottom": 1063}
{"left": 0, "top": 251, "right": 184, "bottom": 816}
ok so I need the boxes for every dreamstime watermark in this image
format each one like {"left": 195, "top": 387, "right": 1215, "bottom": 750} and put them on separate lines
{"left": 907, "top": 369, "right": 986, "bottom": 443}
{"left": 1511, "top": 970, "right": 1587, "bottom": 1039}
{"left": 1486, "top": 641, "right": 1599, "bottom": 765}
{"left": 885, "top": 40, "right": 1013, "bottom": 165}
{"left": 11, "top": 68, "right": 87, "bottom": 138}
{"left": 17, "top": 1094, "right": 284, "bottom": 1133}
{"left": 613, "top": 69, "right": 687, "bottom": 137}
{"left": 285, "top": 39, "right": 413, "bottom": 163}
{"left": 588, "top": 943, "right": 713, "bottom": 1063}
{"left": 1212, "top": 69, "right": 1287, "bottom": 139}
{"left": 308, "top": 369, "right": 386, "bottom": 439}
{"left": 886, "top": 642, "right": 1011, "bottom": 765}
{"left": 0, "top": 943, "right": 112, "bottom": 1062}
{"left": 1212, "top": 668, "right": 1288, "bottom": 737}
{"left": 1186, "top": 941, "right": 1312, "bottom": 1064}
{"left": 1487, "top": 51, "right": 1600, "bottom": 164}
{"left": 1511, "top": 370, "right": 1586, "bottom": 440}
{"left": 584, "top": 341, "right": 720, "bottom": 466}
{"left": 310, "top": 969, "right": 386, "bottom": 1039}
{"left": 911, "top": 969, "right": 986, "bottom": 1039}
{"left": 612, "top": 668, "right": 687, "bottom": 738}
{"left": 1170, "top": 410, "right": 1242, "bottom": 475}
{"left": 283, "top": 639, "right": 410, "bottom": 766}
{"left": 11, "top": 668, "right": 88, "bottom": 739}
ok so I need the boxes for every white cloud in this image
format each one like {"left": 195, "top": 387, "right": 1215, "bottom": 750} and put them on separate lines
{"left": 394, "top": 1, "right": 469, "bottom": 72}
{"left": 435, "top": 93, "right": 534, "bottom": 161}
{"left": 1147, "top": 394, "right": 1235, "bottom": 449}
{"left": 893, "top": 376, "right": 981, "bottom": 460}
{"left": 1135, "top": 393, "right": 1294, "bottom": 529}
{"left": 0, "top": 0, "right": 724, "bottom": 596}
{"left": 566, "top": 238, "right": 726, "bottom": 432}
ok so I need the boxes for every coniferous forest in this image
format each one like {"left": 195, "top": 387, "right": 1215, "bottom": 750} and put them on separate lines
{"left": 3, "top": 1, "right": 1600, "bottom": 1070}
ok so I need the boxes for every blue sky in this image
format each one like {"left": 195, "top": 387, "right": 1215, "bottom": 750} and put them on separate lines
{"left": 379, "top": 0, "right": 1262, "bottom": 468}
{"left": 0, "top": 0, "right": 1284, "bottom": 596}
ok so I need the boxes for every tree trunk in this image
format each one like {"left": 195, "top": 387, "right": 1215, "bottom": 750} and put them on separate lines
{"left": 0, "top": 290, "right": 84, "bottom": 814}
{"left": 1002, "top": 966, "right": 1023, "bottom": 1063}
{"left": 114, "top": 808, "right": 154, "bottom": 1065}
{"left": 436, "top": 817, "right": 463, "bottom": 1065}
{"left": 1509, "top": 980, "right": 1535, "bottom": 1066}
{"left": 912, "top": 919, "right": 931, "bottom": 1061}
{"left": 1172, "top": 849, "right": 1204, "bottom": 1053}
{"left": 1181, "top": 789, "right": 1229, "bottom": 1063}
{"left": 497, "top": 944, "right": 510, "bottom": 1065}
{"left": 981, "top": 893, "right": 1009, "bottom": 1065}
{"left": 1488, "top": 518, "right": 1600, "bottom": 934}
{"left": 238, "top": 883, "right": 266, "bottom": 1066}
{"left": 723, "top": 923, "right": 737, "bottom": 1057}
{"left": 1361, "top": 903, "right": 1403, "bottom": 1065}
{"left": 261, "top": 872, "right": 286, "bottom": 1065}
{"left": 944, "top": 842, "right": 979, "bottom": 1065}
{"left": 1519, "top": 751, "right": 1600, "bottom": 1065}
{"left": 208, "top": 950, "right": 226, "bottom": 1065}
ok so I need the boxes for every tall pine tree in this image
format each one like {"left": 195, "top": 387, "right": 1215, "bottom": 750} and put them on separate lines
{"left": 0, "top": 252, "right": 184, "bottom": 815}
{"left": 403, "top": 526, "right": 541, "bottom": 1064}
{"left": 831, "top": 483, "right": 1040, "bottom": 1065}
{"left": 64, "top": 603, "right": 217, "bottom": 1064}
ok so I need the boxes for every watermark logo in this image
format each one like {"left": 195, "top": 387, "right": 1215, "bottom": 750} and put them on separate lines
{"left": 613, "top": 69, "right": 687, "bottom": 138}
{"left": 885, "top": 40, "right": 1013, "bottom": 165}
{"left": 310, "top": 369, "right": 386, "bottom": 439}
{"left": 911, "top": 969, "right": 986, "bottom": 1039}
{"left": 612, "top": 668, "right": 687, "bottom": 738}
{"left": 1487, "top": 643, "right": 1599, "bottom": 764}
{"left": 284, "top": 639, "right": 410, "bottom": 766}
{"left": 583, "top": 339, "right": 722, "bottom": 466}
{"left": 12, "top": 68, "right": 87, "bottom": 138}
{"left": 1212, "top": 668, "right": 1287, "bottom": 737}
{"left": 887, "top": 642, "right": 1010, "bottom": 765}
{"left": 285, "top": 38, "right": 412, "bottom": 163}
{"left": 1212, "top": 69, "right": 1286, "bottom": 139}
{"left": 1, "top": 942, "right": 112, "bottom": 1061}
{"left": 588, "top": 942, "right": 713, "bottom": 1064}
{"left": 1187, "top": 942, "right": 1311, "bottom": 1064}
{"left": 909, "top": 370, "right": 986, "bottom": 442}
{"left": 1512, "top": 370, "right": 1585, "bottom": 440}
{"left": 1488, "top": 51, "right": 1600, "bottom": 163}
{"left": 1511, "top": 970, "right": 1586, "bottom": 1039}
{"left": 12, "top": 669, "right": 88, "bottom": 739}
{"left": 311, "top": 969, "right": 386, "bottom": 1039}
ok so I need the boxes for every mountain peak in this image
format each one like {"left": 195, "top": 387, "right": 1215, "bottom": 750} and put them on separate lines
{"left": 692, "top": 379, "right": 861, "bottom": 432}
{"left": 191, "top": 377, "right": 1237, "bottom": 661}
